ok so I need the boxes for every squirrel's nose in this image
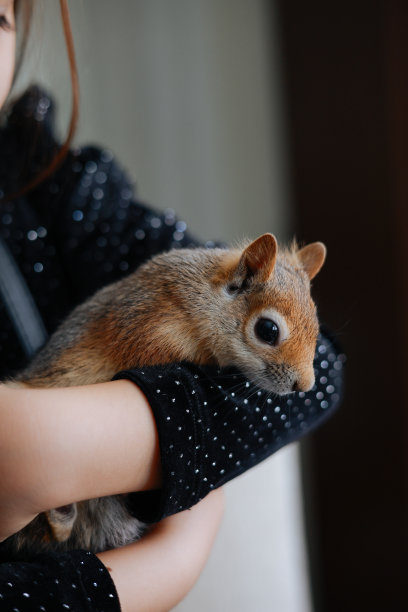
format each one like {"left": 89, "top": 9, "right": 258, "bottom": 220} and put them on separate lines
{"left": 292, "top": 374, "right": 314, "bottom": 393}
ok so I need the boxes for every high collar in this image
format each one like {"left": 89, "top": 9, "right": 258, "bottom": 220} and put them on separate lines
{"left": 0, "top": 86, "right": 58, "bottom": 196}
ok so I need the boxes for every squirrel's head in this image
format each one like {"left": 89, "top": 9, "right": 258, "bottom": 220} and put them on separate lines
{"left": 213, "top": 233, "right": 326, "bottom": 395}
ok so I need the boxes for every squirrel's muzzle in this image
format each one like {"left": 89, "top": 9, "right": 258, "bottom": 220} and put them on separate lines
{"left": 292, "top": 369, "right": 315, "bottom": 393}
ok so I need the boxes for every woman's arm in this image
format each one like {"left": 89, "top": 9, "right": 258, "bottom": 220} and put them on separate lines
{"left": 0, "top": 331, "right": 342, "bottom": 539}
{"left": 98, "top": 488, "right": 224, "bottom": 612}
{"left": 0, "top": 379, "right": 161, "bottom": 540}
{"left": 0, "top": 489, "right": 223, "bottom": 612}
{"left": 0, "top": 380, "right": 224, "bottom": 612}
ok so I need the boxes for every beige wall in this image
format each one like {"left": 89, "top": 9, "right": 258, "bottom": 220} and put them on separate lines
{"left": 16, "top": 1, "right": 311, "bottom": 610}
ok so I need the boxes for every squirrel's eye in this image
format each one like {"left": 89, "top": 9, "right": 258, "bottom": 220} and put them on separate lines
{"left": 254, "top": 318, "right": 279, "bottom": 346}
{"left": 227, "top": 283, "right": 240, "bottom": 294}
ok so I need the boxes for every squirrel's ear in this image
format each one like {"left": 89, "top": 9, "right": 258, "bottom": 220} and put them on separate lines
{"left": 239, "top": 233, "right": 277, "bottom": 282}
{"left": 297, "top": 242, "right": 326, "bottom": 280}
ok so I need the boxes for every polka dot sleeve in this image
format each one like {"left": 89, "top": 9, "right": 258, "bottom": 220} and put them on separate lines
{"left": 114, "top": 330, "right": 344, "bottom": 523}
{"left": 53, "top": 146, "right": 200, "bottom": 307}
{"left": 0, "top": 550, "right": 120, "bottom": 612}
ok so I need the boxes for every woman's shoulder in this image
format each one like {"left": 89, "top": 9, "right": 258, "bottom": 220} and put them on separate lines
{"left": 0, "top": 86, "right": 131, "bottom": 205}
{"left": 1, "top": 85, "right": 195, "bottom": 246}
{"left": 1, "top": 86, "right": 135, "bottom": 218}
{"left": 2, "top": 87, "right": 201, "bottom": 298}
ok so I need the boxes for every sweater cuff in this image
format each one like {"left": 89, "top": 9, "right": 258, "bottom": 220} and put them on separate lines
{"left": 0, "top": 549, "right": 120, "bottom": 611}
{"left": 68, "top": 550, "right": 120, "bottom": 610}
{"left": 113, "top": 364, "right": 206, "bottom": 523}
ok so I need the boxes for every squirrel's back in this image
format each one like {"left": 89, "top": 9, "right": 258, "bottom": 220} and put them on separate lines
{"left": 17, "top": 233, "right": 326, "bottom": 395}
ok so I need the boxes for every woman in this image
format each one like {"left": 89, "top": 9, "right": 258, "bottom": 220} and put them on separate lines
{"left": 0, "top": 1, "right": 342, "bottom": 610}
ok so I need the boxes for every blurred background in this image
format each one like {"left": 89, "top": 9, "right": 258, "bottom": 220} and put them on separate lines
{"left": 14, "top": 0, "right": 408, "bottom": 610}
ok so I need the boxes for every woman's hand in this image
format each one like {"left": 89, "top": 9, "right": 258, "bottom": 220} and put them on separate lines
{"left": 97, "top": 488, "right": 224, "bottom": 612}
{"left": 0, "top": 379, "right": 162, "bottom": 540}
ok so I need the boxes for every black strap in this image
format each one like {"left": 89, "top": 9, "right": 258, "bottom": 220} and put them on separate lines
{"left": 0, "top": 235, "right": 48, "bottom": 359}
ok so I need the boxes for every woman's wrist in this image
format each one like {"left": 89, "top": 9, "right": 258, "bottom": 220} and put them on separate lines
{"left": 0, "top": 380, "right": 161, "bottom": 525}
{"left": 97, "top": 488, "right": 224, "bottom": 612}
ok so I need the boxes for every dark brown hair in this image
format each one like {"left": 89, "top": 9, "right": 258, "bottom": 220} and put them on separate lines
{"left": 3, "top": 0, "right": 79, "bottom": 200}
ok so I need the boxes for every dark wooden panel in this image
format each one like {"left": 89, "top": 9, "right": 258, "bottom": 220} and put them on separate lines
{"left": 276, "top": 1, "right": 408, "bottom": 610}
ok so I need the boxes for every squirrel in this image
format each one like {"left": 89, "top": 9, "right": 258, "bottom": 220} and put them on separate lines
{"left": 3, "top": 233, "right": 326, "bottom": 558}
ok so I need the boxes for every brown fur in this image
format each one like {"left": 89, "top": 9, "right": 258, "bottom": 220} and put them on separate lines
{"left": 4, "top": 233, "right": 326, "bottom": 558}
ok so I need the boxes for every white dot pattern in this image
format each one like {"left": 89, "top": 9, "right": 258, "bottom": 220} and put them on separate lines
{"left": 0, "top": 550, "right": 119, "bottom": 611}
{"left": 117, "top": 331, "right": 343, "bottom": 523}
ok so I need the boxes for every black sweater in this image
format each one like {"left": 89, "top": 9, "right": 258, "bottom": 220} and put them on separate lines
{"left": 0, "top": 87, "right": 343, "bottom": 611}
